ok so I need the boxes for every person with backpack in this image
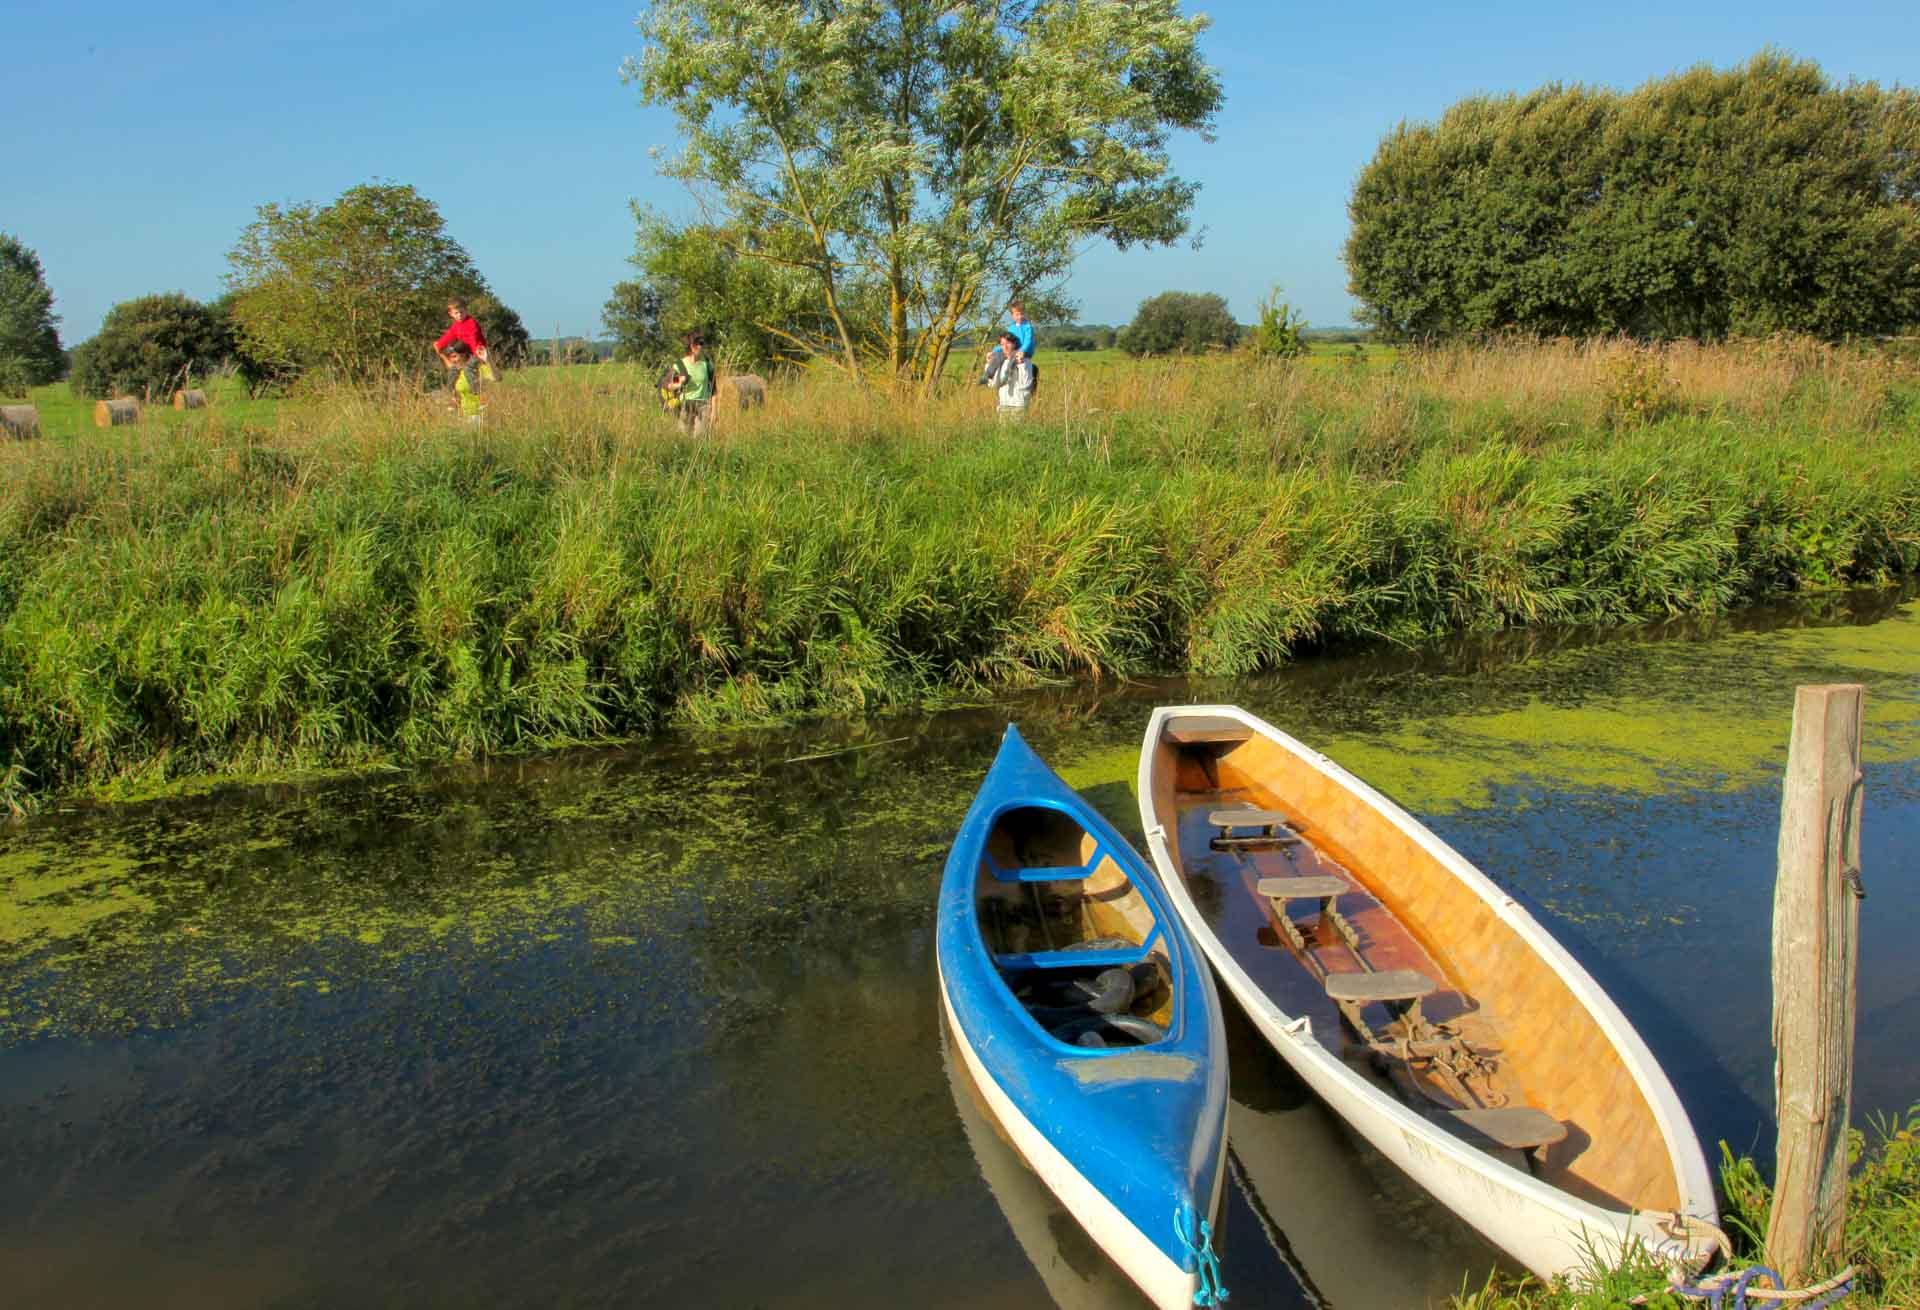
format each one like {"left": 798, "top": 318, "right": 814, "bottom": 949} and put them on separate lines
{"left": 661, "top": 332, "right": 715, "bottom": 435}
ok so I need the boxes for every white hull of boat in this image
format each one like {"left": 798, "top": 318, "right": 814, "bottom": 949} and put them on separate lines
{"left": 1138, "top": 704, "right": 1718, "bottom": 1281}
{"left": 938, "top": 964, "right": 1222, "bottom": 1310}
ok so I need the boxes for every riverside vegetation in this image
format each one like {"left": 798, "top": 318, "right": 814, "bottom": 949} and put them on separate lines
{"left": 1454, "top": 1110, "right": 1920, "bottom": 1309}
{"left": 2, "top": 336, "right": 1918, "bottom": 815}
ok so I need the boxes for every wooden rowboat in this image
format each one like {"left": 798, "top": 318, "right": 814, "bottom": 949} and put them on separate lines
{"left": 1136, "top": 705, "right": 1719, "bottom": 1281}
{"left": 937, "top": 725, "right": 1230, "bottom": 1310}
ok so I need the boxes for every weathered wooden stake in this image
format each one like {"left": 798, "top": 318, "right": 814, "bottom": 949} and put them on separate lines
{"left": 1766, "top": 683, "right": 1865, "bottom": 1285}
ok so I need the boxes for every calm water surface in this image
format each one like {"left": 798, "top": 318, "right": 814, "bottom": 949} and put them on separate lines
{"left": 3, "top": 593, "right": 1918, "bottom": 1308}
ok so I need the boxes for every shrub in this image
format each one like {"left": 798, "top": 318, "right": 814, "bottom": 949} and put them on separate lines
{"left": 68, "top": 293, "right": 234, "bottom": 401}
{"left": 1118, "top": 292, "right": 1240, "bottom": 356}
{"left": 1249, "top": 286, "right": 1309, "bottom": 360}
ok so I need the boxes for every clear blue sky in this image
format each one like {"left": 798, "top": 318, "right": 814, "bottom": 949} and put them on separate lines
{"left": 11, "top": 0, "right": 1916, "bottom": 342}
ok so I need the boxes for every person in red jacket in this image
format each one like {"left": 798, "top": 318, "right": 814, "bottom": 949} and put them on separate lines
{"left": 433, "top": 298, "right": 488, "bottom": 362}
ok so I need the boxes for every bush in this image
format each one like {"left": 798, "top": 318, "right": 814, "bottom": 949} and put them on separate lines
{"left": 68, "top": 293, "right": 234, "bottom": 401}
{"left": 1248, "top": 287, "right": 1308, "bottom": 360}
{"left": 1118, "top": 292, "right": 1240, "bottom": 356}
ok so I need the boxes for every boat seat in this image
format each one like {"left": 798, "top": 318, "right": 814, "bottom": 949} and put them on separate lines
{"left": 1210, "top": 807, "right": 1303, "bottom": 850}
{"left": 997, "top": 930, "right": 1158, "bottom": 972}
{"left": 1326, "top": 968, "right": 1438, "bottom": 1037}
{"left": 1449, "top": 1107, "right": 1567, "bottom": 1174}
{"left": 989, "top": 862, "right": 1096, "bottom": 883}
{"left": 1324, "top": 970, "right": 1436, "bottom": 1003}
{"left": 1448, "top": 1107, "right": 1567, "bottom": 1152}
{"left": 1256, "top": 875, "right": 1348, "bottom": 900}
{"left": 1165, "top": 715, "right": 1253, "bottom": 745}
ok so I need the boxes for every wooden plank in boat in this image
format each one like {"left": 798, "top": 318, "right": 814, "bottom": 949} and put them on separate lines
{"left": 1164, "top": 715, "right": 1253, "bottom": 745}
{"left": 1256, "top": 875, "right": 1349, "bottom": 900}
{"left": 1324, "top": 969, "right": 1436, "bottom": 1003}
{"left": 1209, "top": 807, "right": 1295, "bottom": 830}
{"left": 1449, "top": 1107, "right": 1568, "bottom": 1151}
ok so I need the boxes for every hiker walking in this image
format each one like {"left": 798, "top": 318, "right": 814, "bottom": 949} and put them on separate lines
{"left": 664, "top": 332, "right": 715, "bottom": 435}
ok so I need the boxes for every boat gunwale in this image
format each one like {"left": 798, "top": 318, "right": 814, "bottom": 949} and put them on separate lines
{"left": 1136, "top": 703, "right": 1718, "bottom": 1266}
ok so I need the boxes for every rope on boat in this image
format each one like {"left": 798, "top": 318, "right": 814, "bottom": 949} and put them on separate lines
{"left": 1174, "top": 1204, "right": 1229, "bottom": 1307}
{"left": 1630, "top": 1214, "right": 1854, "bottom": 1309}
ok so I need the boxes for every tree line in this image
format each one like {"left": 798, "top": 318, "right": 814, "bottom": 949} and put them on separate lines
{"left": 1346, "top": 52, "right": 1920, "bottom": 341}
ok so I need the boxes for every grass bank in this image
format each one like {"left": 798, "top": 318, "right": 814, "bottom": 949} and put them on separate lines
{"left": 2, "top": 337, "right": 1918, "bottom": 810}
{"left": 1453, "top": 1107, "right": 1920, "bottom": 1309}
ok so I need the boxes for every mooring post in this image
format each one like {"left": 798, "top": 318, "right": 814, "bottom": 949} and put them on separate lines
{"left": 1766, "top": 683, "right": 1865, "bottom": 1285}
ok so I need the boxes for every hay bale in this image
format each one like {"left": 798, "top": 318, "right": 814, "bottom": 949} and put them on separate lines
{"left": 172, "top": 388, "right": 209, "bottom": 410}
{"left": 0, "top": 404, "right": 39, "bottom": 439}
{"left": 723, "top": 373, "right": 768, "bottom": 409}
{"left": 94, "top": 398, "right": 140, "bottom": 427}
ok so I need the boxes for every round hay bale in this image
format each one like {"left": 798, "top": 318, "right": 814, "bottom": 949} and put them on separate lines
{"left": 723, "top": 373, "right": 768, "bottom": 409}
{"left": 172, "top": 388, "right": 209, "bottom": 410}
{"left": 0, "top": 404, "right": 40, "bottom": 439}
{"left": 94, "top": 398, "right": 140, "bottom": 427}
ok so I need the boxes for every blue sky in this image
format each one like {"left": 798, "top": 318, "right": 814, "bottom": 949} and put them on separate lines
{"left": 10, "top": 0, "right": 1917, "bottom": 342}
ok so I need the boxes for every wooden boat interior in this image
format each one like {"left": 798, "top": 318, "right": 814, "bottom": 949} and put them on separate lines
{"left": 975, "top": 804, "right": 1176, "bottom": 1048}
{"left": 1149, "top": 715, "right": 1681, "bottom": 1215}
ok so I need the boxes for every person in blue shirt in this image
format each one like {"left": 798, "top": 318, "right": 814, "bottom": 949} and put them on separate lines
{"left": 979, "top": 300, "right": 1036, "bottom": 384}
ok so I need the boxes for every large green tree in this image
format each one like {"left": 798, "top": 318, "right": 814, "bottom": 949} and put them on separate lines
{"left": 224, "top": 183, "right": 513, "bottom": 383}
{"left": 0, "top": 234, "right": 64, "bottom": 396}
{"left": 625, "top": 0, "right": 1222, "bottom": 392}
{"left": 1346, "top": 53, "right": 1920, "bottom": 341}
{"left": 69, "top": 293, "right": 235, "bottom": 400}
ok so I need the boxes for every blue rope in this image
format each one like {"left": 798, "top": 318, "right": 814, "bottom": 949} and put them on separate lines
{"left": 1173, "top": 1204, "right": 1229, "bottom": 1306}
{"left": 1669, "top": 1264, "right": 1854, "bottom": 1310}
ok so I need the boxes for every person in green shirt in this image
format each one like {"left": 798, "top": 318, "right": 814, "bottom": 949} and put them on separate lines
{"left": 666, "top": 332, "right": 715, "bottom": 435}
{"left": 442, "top": 341, "right": 486, "bottom": 422}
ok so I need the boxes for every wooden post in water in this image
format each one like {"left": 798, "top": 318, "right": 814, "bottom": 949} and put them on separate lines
{"left": 1766, "top": 683, "right": 1865, "bottom": 1286}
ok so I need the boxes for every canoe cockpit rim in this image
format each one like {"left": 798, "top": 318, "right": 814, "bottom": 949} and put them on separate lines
{"left": 968, "top": 795, "right": 1182, "bottom": 1056}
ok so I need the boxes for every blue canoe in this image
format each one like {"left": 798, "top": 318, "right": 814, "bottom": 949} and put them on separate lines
{"left": 936, "top": 725, "right": 1230, "bottom": 1310}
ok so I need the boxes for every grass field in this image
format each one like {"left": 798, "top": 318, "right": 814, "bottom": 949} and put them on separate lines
{"left": 2, "top": 335, "right": 1917, "bottom": 812}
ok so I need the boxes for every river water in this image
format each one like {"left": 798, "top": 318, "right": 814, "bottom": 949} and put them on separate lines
{"left": 2, "top": 593, "right": 1917, "bottom": 1309}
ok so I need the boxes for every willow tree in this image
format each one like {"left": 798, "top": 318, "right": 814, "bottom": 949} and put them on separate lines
{"left": 625, "top": 0, "right": 1222, "bottom": 392}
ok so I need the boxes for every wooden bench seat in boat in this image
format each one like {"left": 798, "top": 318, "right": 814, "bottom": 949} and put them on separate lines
{"left": 1255, "top": 876, "right": 1349, "bottom": 900}
{"left": 1325, "top": 970, "right": 1437, "bottom": 1003}
{"left": 1327, "top": 968, "right": 1437, "bottom": 1035}
{"left": 1209, "top": 808, "right": 1302, "bottom": 848}
{"left": 1448, "top": 1107, "right": 1568, "bottom": 1174}
{"left": 1164, "top": 716, "right": 1253, "bottom": 745}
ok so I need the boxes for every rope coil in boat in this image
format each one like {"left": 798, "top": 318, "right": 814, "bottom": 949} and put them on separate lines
{"left": 1174, "top": 1203, "right": 1229, "bottom": 1306}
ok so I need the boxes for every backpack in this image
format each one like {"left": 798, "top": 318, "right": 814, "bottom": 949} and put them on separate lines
{"left": 1029, "top": 361, "right": 1039, "bottom": 398}
{"left": 656, "top": 362, "right": 686, "bottom": 410}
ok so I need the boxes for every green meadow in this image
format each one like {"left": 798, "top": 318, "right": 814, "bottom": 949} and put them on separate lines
{"left": 2, "top": 336, "right": 1917, "bottom": 813}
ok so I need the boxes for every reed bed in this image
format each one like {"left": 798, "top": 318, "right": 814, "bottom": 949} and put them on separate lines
{"left": 2, "top": 338, "right": 1917, "bottom": 809}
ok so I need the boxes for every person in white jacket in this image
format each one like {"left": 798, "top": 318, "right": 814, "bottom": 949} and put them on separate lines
{"left": 990, "top": 334, "right": 1035, "bottom": 420}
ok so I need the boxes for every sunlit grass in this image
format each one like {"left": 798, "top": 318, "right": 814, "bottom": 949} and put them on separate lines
{"left": 1451, "top": 1108, "right": 1920, "bottom": 1309}
{"left": 2, "top": 337, "right": 1916, "bottom": 810}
